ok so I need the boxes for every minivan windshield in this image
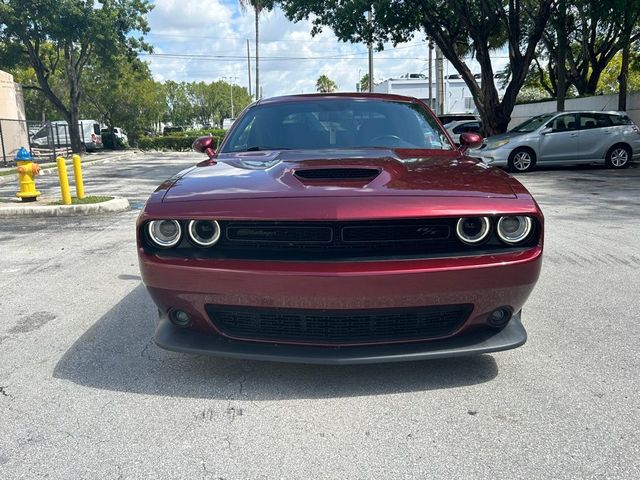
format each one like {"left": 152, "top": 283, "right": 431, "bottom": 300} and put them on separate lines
{"left": 221, "top": 99, "right": 453, "bottom": 152}
{"left": 510, "top": 113, "right": 555, "bottom": 133}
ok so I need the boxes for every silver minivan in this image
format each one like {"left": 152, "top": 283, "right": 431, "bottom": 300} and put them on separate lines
{"left": 471, "top": 111, "right": 640, "bottom": 172}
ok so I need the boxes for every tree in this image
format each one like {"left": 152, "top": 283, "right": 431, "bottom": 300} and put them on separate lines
{"left": 280, "top": 0, "right": 553, "bottom": 135}
{"left": 316, "top": 74, "right": 338, "bottom": 93}
{"left": 239, "top": 0, "right": 276, "bottom": 99}
{"left": 359, "top": 73, "right": 370, "bottom": 92}
{"left": 82, "top": 58, "right": 165, "bottom": 139}
{"left": 615, "top": 0, "right": 640, "bottom": 110}
{"left": 597, "top": 51, "right": 640, "bottom": 95}
{"left": 0, "top": 0, "right": 152, "bottom": 152}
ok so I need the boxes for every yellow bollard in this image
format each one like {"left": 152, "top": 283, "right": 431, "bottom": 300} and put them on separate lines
{"left": 56, "top": 156, "right": 72, "bottom": 205}
{"left": 72, "top": 154, "right": 85, "bottom": 199}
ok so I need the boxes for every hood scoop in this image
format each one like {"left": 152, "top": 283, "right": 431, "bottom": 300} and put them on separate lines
{"left": 294, "top": 167, "right": 381, "bottom": 181}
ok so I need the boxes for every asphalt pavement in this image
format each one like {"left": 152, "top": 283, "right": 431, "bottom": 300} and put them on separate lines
{"left": 0, "top": 153, "right": 638, "bottom": 479}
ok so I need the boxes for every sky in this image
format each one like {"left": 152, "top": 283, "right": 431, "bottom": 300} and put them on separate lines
{"left": 142, "top": 0, "right": 510, "bottom": 98}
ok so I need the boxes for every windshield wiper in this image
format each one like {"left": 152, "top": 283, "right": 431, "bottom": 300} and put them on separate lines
{"left": 245, "top": 146, "right": 292, "bottom": 151}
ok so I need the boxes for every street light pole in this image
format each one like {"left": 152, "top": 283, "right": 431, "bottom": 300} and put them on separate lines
{"left": 428, "top": 40, "right": 433, "bottom": 109}
{"left": 368, "top": 10, "right": 373, "bottom": 92}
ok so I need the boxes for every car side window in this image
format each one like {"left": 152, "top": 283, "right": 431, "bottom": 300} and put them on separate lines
{"left": 579, "top": 113, "right": 602, "bottom": 130}
{"left": 548, "top": 114, "right": 578, "bottom": 133}
{"left": 609, "top": 114, "right": 632, "bottom": 126}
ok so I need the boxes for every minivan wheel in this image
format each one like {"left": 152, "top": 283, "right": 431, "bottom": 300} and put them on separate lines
{"left": 508, "top": 148, "right": 536, "bottom": 173}
{"left": 605, "top": 145, "right": 631, "bottom": 169}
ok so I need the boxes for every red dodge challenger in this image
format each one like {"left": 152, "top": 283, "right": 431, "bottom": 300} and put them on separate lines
{"left": 137, "top": 93, "right": 543, "bottom": 364}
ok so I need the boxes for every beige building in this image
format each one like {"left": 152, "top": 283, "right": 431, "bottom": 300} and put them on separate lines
{"left": 0, "top": 69, "right": 28, "bottom": 163}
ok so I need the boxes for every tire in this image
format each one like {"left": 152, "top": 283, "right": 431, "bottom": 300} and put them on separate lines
{"left": 605, "top": 144, "right": 631, "bottom": 169}
{"left": 508, "top": 148, "right": 536, "bottom": 173}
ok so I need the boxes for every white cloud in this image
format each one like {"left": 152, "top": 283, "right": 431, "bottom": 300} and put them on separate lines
{"left": 143, "top": 1, "right": 509, "bottom": 98}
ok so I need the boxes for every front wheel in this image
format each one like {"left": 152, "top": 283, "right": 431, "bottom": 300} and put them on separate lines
{"left": 508, "top": 148, "right": 536, "bottom": 173}
{"left": 605, "top": 145, "right": 631, "bottom": 169}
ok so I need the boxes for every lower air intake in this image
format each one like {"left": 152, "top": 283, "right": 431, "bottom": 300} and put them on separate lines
{"left": 206, "top": 304, "right": 473, "bottom": 345}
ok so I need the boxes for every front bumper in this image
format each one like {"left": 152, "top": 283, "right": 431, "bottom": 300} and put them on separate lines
{"left": 154, "top": 310, "right": 527, "bottom": 364}
{"left": 470, "top": 148, "right": 510, "bottom": 167}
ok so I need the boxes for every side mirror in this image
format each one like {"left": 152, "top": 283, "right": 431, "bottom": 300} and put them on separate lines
{"left": 540, "top": 127, "right": 552, "bottom": 135}
{"left": 459, "top": 132, "right": 483, "bottom": 153}
{"left": 192, "top": 135, "right": 218, "bottom": 159}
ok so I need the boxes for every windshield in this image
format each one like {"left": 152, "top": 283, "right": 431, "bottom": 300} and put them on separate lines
{"left": 510, "top": 113, "right": 555, "bottom": 133}
{"left": 221, "top": 99, "right": 453, "bottom": 152}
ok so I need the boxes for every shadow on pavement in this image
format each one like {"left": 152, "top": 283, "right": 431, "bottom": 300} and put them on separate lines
{"left": 54, "top": 284, "right": 499, "bottom": 400}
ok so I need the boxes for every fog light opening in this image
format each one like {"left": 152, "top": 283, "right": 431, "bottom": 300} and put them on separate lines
{"left": 487, "top": 307, "right": 512, "bottom": 329}
{"left": 169, "top": 309, "right": 192, "bottom": 328}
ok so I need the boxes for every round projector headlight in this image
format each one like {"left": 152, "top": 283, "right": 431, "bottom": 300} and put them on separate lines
{"left": 456, "top": 217, "right": 491, "bottom": 244}
{"left": 497, "top": 216, "right": 533, "bottom": 244}
{"left": 188, "top": 220, "right": 221, "bottom": 247}
{"left": 147, "top": 220, "right": 182, "bottom": 248}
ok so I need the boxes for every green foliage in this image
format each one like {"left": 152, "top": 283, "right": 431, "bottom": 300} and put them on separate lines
{"left": 100, "top": 132, "right": 129, "bottom": 150}
{"left": 0, "top": 0, "right": 153, "bottom": 151}
{"left": 137, "top": 131, "right": 227, "bottom": 151}
{"left": 81, "top": 57, "right": 164, "bottom": 135}
{"left": 359, "top": 73, "right": 370, "bottom": 92}
{"left": 316, "top": 74, "right": 338, "bottom": 93}
{"left": 598, "top": 52, "right": 640, "bottom": 94}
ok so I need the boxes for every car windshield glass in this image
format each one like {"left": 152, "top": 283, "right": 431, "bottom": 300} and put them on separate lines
{"left": 510, "top": 114, "right": 555, "bottom": 133}
{"left": 221, "top": 99, "right": 453, "bottom": 152}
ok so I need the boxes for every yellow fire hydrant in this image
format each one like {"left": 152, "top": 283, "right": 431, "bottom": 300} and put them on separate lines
{"left": 15, "top": 147, "right": 41, "bottom": 202}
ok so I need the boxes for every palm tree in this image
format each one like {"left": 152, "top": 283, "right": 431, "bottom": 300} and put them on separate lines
{"left": 239, "top": 0, "right": 275, "bottom": 99}
{"left": 316, "top": 74, "right": 338, "bottom": 93}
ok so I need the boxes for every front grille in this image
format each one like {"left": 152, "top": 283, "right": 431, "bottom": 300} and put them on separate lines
{"left": 206, "top": 304, "right": 473, "bottom": 345}
{"left": 142, "top": 218, "right": 539, "bottom": 261}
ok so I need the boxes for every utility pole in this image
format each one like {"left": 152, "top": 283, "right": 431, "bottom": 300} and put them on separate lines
{"left": 368, "top": 10, "right": 373, "bottom": 92}
{"left": 556, "top": 0, "right": 566, "bottom": 111}
{"left": 246, "top": 39, "right": 252, "bottom": 99}
{"left": 428, "top": 40, "right": 433, "bottom": 109}
{"left": 435, "top": 46, "right": 444, "bottom": 115}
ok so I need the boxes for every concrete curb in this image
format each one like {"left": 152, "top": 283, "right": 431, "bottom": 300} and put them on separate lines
{"left": 0, "top": 151, "right": 135, "bottom": 185}
{"left": 0, "top": 197, "right": 130, "bottom": 218}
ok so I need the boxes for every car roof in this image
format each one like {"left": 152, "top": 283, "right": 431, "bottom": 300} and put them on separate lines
{"left": 256, "top": 92, "right": 422, "bottom": 106}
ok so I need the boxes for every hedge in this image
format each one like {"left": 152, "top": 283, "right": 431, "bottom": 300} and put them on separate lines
{"left": 138, "top": 130, "right": 227, "bottom": 151}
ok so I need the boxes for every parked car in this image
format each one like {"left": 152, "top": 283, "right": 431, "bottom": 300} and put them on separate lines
{"left": 471, "top": 111, "right": 640, "bottom": 172}
{"left": 445, "top": 119, "right": 482, "bottom": 145}
{"left": 31, "top": 120, "right": 103, "bottom": 151}
{"left": 101, "top": 127, "right": 127, "bottom": 141}
{"left": 138, "top": 93, "right": 543, "bottom": 364}
{"left": 163, "top": 126, "right": 185, "bottom": 135}
{"left": 221, "top": 118, "right": 235, "bottom": 130}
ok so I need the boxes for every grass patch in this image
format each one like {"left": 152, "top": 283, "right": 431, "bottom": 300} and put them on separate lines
{"left": 50, "top": 195, "right": 113, "bottom": 205}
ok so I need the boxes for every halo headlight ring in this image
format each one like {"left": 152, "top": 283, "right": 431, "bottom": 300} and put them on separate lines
{"left": 456, "top": 217, "right": 491, "bottom": 245}
{"left": 147, "top": 220, "right": 182, "bottom": 248}
{"left": 188, "top": 220, "right": 221, "bottom": 247}
{"left": 496, "top": 216, "right": 533, "bottom": 244}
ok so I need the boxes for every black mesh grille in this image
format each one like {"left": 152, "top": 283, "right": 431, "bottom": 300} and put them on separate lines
{"left": 206, "top": 304, "right": 473, "bottom": 345}
{"left": 294, "top": 168, "right": 380, "bottom": 180}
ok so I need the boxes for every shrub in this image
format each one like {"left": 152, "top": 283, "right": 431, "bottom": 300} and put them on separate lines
{"left": 101, "top": 132, "right": 128, "bottom": 150}
{"left": 138, "top": 130, "right": 227, "bottom": 151}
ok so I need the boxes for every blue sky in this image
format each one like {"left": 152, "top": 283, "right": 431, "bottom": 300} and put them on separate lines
{"left": 142, "top": 0, "right": 509, "bottom": 98}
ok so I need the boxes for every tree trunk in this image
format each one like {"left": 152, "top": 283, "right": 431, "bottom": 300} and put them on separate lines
{"left": 618, "top": 4, "right": 632, "bottom": 111}
{"left": 556, "top": 0, "right": 567, "bottom": 111}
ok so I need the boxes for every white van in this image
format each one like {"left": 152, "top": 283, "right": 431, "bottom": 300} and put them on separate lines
{"left": 31, "top": 120, "right": 103, "bottom": 151}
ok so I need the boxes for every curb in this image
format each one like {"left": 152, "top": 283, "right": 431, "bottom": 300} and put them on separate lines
{"left": 0, "top": 151, "right": 135, "bottom": 185}
{"left": 0, "top": 197, "right": 130, "bottom": 218}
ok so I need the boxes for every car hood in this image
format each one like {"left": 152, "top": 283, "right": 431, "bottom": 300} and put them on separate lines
{"left": 161, "top": 149, "right": 517, "bottom": 202}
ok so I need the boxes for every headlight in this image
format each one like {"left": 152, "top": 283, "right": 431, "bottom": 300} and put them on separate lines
{"left": 456, "top": 217, "right": 491, "bottom": 244}
{"left": 188, "top": 220, "right": 221, "bottom": 247}
{"left": 487, "top": 139, "right": 509, "bottom": 149}
{"left": 147, "top": 220, "right": 182, "bottom": 248}
{"left": 497, "top": 216, "right": 533, "bottom": 244}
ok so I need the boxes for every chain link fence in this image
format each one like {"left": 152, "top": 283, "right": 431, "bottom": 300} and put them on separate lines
{"left": 0, "top": 118, "right": 102, "bottom": 167}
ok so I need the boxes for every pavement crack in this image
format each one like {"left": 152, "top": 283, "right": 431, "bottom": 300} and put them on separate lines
{"left": 0, "top": 386, "right": 9, "bottom": 397}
